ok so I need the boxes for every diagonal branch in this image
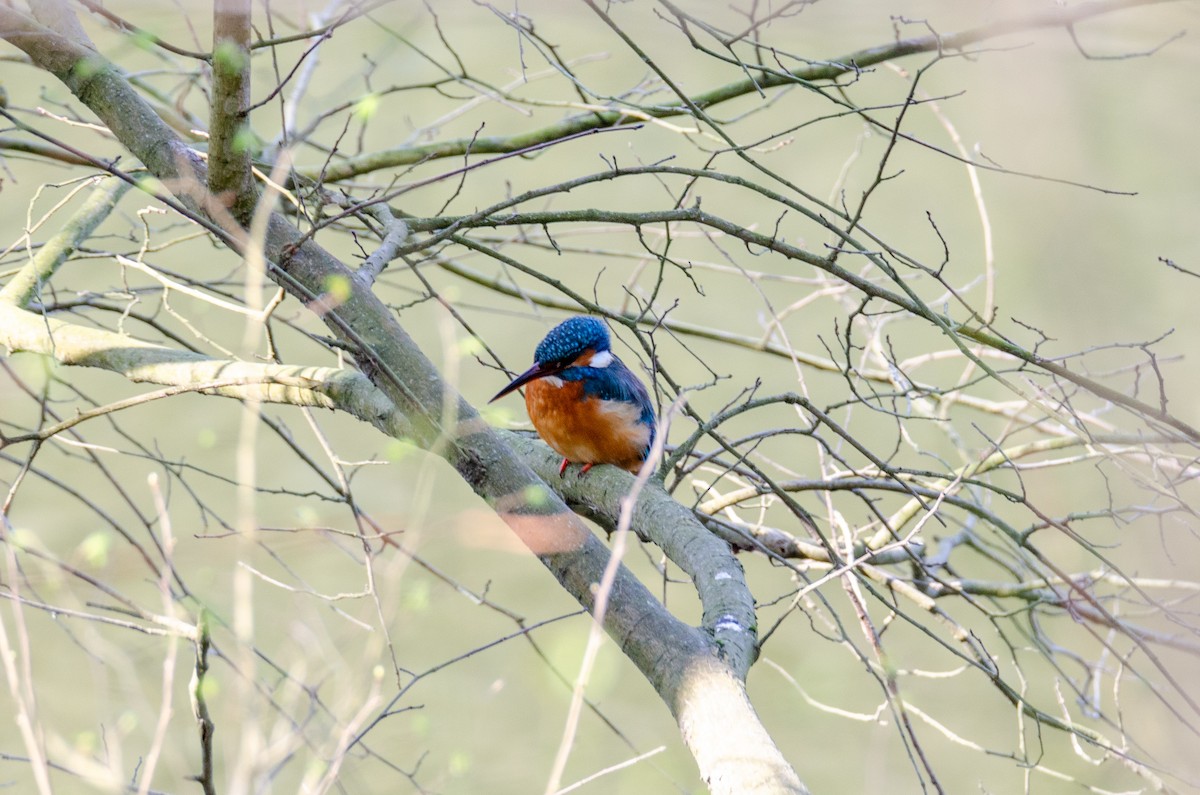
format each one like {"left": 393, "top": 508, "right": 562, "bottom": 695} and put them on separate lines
{"left": 295, "top": 0, "right": 1178, "bottom": 182}
{"left": 0, "top": 7, "right": 804, "bottom": 792}
{"left": 0, "top": 176, "right": 131, "bottom": 308}
{"left": 406, "top": 204, "right": 1200, "bottom": 442}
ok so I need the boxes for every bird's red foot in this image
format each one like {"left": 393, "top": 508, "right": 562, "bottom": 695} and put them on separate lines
{"left": 557, "top": 459, "right": 596, "bottom": 477}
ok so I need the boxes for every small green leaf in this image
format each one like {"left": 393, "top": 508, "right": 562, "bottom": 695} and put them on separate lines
{"left": 79, "top": 531, "right": 111, "bottom": 567}
{"left": 457, "top": 335, "right": 484, "bottom": 356}
{"left": 136, "top": 174, "right": 167, "bottom": 197}
{"left": 73, "top": 730, "right": 98, "bottom": 755}
{"left": 117, "top": 711, "right": 138, "bottom": 734}
{"left": 130, "top": 30, "right": 156, "bottom": 52}
{"left": 232, "top": 124, "right": 260, "bottom": 155}
{"left": 72, "top": 55, "right": 106, "bottom": 81}
{"left": 353, "top": 93, "right": 380, "bottom": 122}
{"left": 523, "top": 484, "right": 550, "bottom": 508}
{"left": 324, "top": 273, "right": 352, "bottom": 304}
{"left": 478, "top": 404, "right": 515, "bottom": 426}
{"left": 448, "top": 751, "right": 471, "bottom": 777}
{"left": 212, "top": 40, "right": 247, "bottom": 73}
{"left": 410, "top": 712, "right": 431, "bottom": 739}
{"left": 197, "top": 673, "right": 219, "bottom": 700}
{"left": 384, "top": 438, "right": 415, "bottom": 462}
{"left": 402, "top": 579, "right": 431, "bottom": 612}
{"left": 295, "top": 505, "right": 320, "bottom": 528}
{"left": 10, "top": 527, "right": 37, "bottom": 549}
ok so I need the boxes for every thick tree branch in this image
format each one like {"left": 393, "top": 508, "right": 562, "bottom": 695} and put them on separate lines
{"left": 504, "top": 431, "right": 761, "bottom": 673}
{"left": 208, "top": 0, "right": 255, "bottom": 223}
{"left": 0, "top": 300, "right": 402, "bottom": 426}
{"left": 0, "top": 7, "right": 804, "bottom": 791}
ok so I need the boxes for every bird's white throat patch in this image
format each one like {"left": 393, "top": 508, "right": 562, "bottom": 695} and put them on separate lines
{"left": 543, "top": 375, "right": 564, "bottom": 388}
{"left": 589, "top": 350, "right": 613, "bottom": 368}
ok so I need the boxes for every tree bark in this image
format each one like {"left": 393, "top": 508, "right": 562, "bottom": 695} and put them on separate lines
{"left": 0, "top": 6, "right": 805, "bottom": 792}
{"left": 208, "top": 0, "right": 255, "bottom": 223}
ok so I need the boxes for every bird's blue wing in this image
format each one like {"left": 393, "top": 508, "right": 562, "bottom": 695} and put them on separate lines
{"left": 567, "top": 361, "right": 657, "bottom": 452}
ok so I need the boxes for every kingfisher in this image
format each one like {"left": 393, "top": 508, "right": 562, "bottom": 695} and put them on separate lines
{"left": 489, "top": 316, "right": 657, "bottom": 476}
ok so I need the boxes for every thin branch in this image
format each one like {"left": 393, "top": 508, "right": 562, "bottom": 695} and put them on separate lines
{"left": 0, "top": 176, "right": 131, "bottom": 308}
{"left": 294, "top": 0, "right": 1178, "bottom": 181}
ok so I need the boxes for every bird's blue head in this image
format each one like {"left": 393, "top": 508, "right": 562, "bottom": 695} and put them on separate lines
{"left": 534, "top": 316, "right": 610, "bottom": 365}
{"left": 489, "top": 316, "right": 614, "bottom": 403}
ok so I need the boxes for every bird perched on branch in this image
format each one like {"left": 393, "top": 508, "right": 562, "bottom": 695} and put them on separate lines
{"left": 489, "top": 316, "right": 656, "bottom": 476}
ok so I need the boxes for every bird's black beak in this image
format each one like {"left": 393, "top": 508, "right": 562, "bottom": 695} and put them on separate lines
{"left": 489, "top": 361, "right": 563, "bottom": 403}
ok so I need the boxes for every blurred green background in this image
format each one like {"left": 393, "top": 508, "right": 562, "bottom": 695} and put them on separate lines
{"left": 2, "top": 1, "right": 1199, "bottom": 793}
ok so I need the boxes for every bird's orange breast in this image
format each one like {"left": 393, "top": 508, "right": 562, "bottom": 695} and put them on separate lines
{"left": 525, "top": 378, "right": 651, "bottom": 472}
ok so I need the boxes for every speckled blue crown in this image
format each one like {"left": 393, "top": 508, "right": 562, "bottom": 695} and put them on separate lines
{"left": 534, "top": 316, "right": 610, "bottom": 364}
